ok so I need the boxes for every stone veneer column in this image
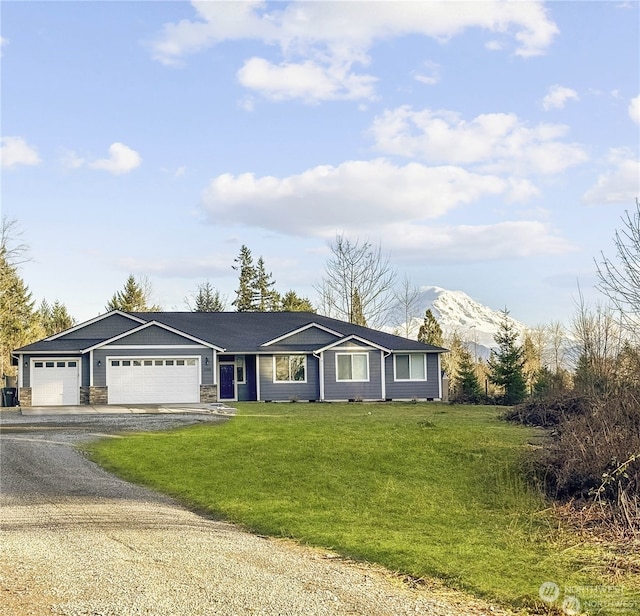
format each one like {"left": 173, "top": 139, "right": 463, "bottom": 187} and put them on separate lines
{"left": 200, "top": 385, "right": 218, "bottom": 403}
{"left": 18, "top": 387, "right": 32, "bottom": 407}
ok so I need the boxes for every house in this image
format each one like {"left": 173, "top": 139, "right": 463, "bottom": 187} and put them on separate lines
{"left": 13, "top": 311, "right": 447, "bottom": 407}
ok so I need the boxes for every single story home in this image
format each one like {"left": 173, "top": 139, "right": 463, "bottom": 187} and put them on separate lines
{"left": 13, "top": 310, "right": 447, "bottom": 406}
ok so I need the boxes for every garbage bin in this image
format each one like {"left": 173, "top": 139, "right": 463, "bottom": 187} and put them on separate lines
{"left": 1, "top": 387, "right": 17, "bottom": 407}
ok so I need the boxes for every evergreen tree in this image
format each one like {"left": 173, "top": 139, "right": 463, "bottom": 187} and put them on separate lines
{"left": 106, "top": 275, "right": 161, "bottom": 312}
{"left": 188, "top": 281, "right": 226, "bottom": 312}
{"left": 417, "top": 309, "right": 444, "bottom": 346}
{"left": 255, "top": 257, "right": 279, "bottom": 311}
{"left": 0, "top": 248, "right": 42, "bottom": 379}
{"left": 280, "top": 290, "right": 315, "bottom": 312}
{"left": 232, "top": 245, "right": 258, "bottom": 311}
{"left": 487, "top": 309, "right": 527, "bottom": 405}
{"left": 350, "top": 289, "right": 367, "bottom": 326}
{"left": 38, "top": 299, "right": 75, "bottom": 336}
{"left": 453, "top": 346, "right": 484, "bottom": 403}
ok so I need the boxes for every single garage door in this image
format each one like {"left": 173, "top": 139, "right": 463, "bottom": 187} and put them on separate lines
{"left": 31, "top": 359, "right": 80, "bottom": 406}
{"left": 107, "top": 358, "right": 200, "bottom": 404}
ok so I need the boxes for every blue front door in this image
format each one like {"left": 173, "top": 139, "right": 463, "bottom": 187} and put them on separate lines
{"left": 220, "top": 364, "right": 235, "bottom": 399}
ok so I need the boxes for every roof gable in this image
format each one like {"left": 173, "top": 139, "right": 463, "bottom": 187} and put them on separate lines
{"left": 47, "top": 311, "right": 145, "bottom": 341}
{"left": 316, "top": 335, "right": 391, "bottom": 354}
{"left": 85, "top": 321, "right": 224, "bottom": 352}
{"left": 261, "top": 323, "right": 342, "bottom": 347}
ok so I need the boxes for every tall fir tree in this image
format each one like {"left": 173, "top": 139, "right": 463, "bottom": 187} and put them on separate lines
{"left": 280, "top": 290, "right": 315, "bottom": 312}
{"left": 487, "top": 309, "right": 527, "bottom": 405}
{"left": 350, "top": 289, "right": 367, "bottom": 326}
{"left": 255, "top": 257, "right": 279, "bottom": 311}
{"left": 0, "top": 248, "right": 42, "bottom": 379}
{"left": 417, "top": 309, "right": 444, "bottom": 346}
{"left": 232, "top": 245, "right": 258, "bottom": 311}
{"left": 453, "top": 346, "right": 484, "bottom": 404}
{"left": 106, "top": 275, "right": 161, "bottom": 312}
{"left": 38, "top": 299, "right": 75, "bottom": 336}
{"left": 188, "top": 281, "right": 226, "bottom": 312}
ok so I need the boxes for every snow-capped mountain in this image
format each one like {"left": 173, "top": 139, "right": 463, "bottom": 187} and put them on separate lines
{"left": 388, "top": 286, "right": 527, "bottom": 355}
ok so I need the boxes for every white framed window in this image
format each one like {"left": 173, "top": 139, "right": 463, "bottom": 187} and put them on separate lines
{"left": 236, "top": 356, "right": 246, "bottom": 384}
{"left": 274, "top": 355, "right": 306, "bottom": 383}
{"left": 336, "top": 353, "right": 369, "bottom": 382}
{"left": 394, "top": 354, "right": 426, "bottom": 381}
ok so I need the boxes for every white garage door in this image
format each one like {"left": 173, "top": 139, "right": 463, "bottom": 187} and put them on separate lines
{"left": 31, "top": 359, "right": 80, "bottom": 406}
{"left": 107, "top": 358, "right": 200, "bottom": 404}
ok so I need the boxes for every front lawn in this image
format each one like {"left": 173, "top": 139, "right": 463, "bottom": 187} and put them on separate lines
{"left": 85, "top": 403, "right": 639, "bottom": 613}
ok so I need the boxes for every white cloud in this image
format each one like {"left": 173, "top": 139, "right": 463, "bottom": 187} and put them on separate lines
{"left": 88, "top": 142, "right": 141, "bottom": 175}
{"left": 369, "top": 106, "right": 588, "bottom": 175}
{"left": 150, "top": 1, "right": 558, "bottom": 102}
{"left": 542, "top": 84, "right": 579, "bottom": 110}
{"left": 60, "top": 148, "right": 85, "bottom": 171}
{"left": 0, "top": 36, "right": 8, "bottom": 57}
{"left": 413, "top": 61, "right": 440, "bottom": 86}
{"left": 201, "top": 158, "right": 537, "bottom": 237}
{"left": 237, "top": 57, "right": 376, "bottom": 102}
{"left": 582, "top": 148, "right": 640, "bottom": 204}
{"left": 629, "top": 95, "right": 640, "bottom": 124}
{"left": 0, "top": 136, "right": 41, "bottom": 169}
{"left": 380, "top": 221, "right": 576, "bottom": 263}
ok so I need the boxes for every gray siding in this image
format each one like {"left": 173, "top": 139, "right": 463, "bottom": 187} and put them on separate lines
{"left": 384, "top": 353, "right": 442, "bottom": 400}
{"left": 322, "top": 349, "right": 383, "bottom": 401}
{"left": 111, "top": 325, "right": 202, "bottom": 346}
{"left": 58, "top": 313, "right": 139, "bottom": 340}
{"left": 259, "top": 354, "right": 320, "bottom": 401}
{"left": 269, "top": 327, "right": 339, "bottom": 347}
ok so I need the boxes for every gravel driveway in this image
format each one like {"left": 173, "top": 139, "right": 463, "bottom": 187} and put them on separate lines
{"left": 0, "top": 409, "right": 514, "bottom": 616}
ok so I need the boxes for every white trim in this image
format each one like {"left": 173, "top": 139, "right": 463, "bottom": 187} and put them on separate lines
{"left": 261, "top": 322, "right": 342, "bottom": 347}
{"left": 272, "top": 354, "right": 307, "bottom": 383}
{"left": 335, "top": 352, "right": 370, "bottom": 382}
{"left": 438, "top": 352, "right": 443, "bottom": 400}
{"left": 318, "top": 351, "right": 325, "bottom": 401}
{"left": 380, "top": 350, "right": 386, "bottom": 400}
{"left": 17, "top": 354, "right": 23, "bottom": 389}
{"left": 393, "top": 353, "right": 427, "bottom": 382}
{"left": 45, "top": 310, "right": 146, "bottom": 341}
{"left": 256, "top": 355, "right": 261, "bottom": 401}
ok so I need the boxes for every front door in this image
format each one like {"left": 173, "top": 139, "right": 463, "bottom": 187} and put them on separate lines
{"left": 219, "top": 363, "right": 235, "bottom": 400}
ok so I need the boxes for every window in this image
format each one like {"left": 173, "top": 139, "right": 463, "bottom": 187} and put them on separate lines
{"left": 236, "top": 356, "right": 246, "bottom": 384}
{"left": 111, "top": 360, "right": 120, "bottom": 367}
{"left": 35, "top": 362, "right": 44, "bottom": 368}
{"left": 394, "top": 354, "right": 426, "bottom": 381}
{"left": 336, "top": 353, "right": 369, "bottom": 381}
{"left": 274, "top": 355, "right": 306, "bottom": 382}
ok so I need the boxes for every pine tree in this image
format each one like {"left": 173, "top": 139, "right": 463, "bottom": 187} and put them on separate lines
{"left": 255, "top": 257, "right": 279, "bottom": 311}
{"left": 280, "top": 290, "right": 315, "bottom": 312}
{"left": 188, "top": 281, "right": 226, "bottom": 312}
{"left": 232, "top": 245, "right": 258, "bottom": 311}
{"left": 417, "top": 309, "right": 444, "bottom": 346}
{"left": 38, "top": 299, "right": 75, "bottom": 335}
{"left": 453, "top": 346, "right": 484, "bottom": 403}
{"left": 106, "top": 275, "right": 161, "bottom": 312}
{"left": 0, "top": 248, "right": 43, "bottom": 378}
{"left": 350, "top": 289, "right": 367, "bottom": 326}
{"left": 487, "top": 309, "right": 527, "bottom": 405}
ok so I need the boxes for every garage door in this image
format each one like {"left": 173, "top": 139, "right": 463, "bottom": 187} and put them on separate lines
{"left": 107, "top": 358, "right": 200, "bottom": 404}
{"left": 31, "top": 359, "right": 80, "bottom": 406}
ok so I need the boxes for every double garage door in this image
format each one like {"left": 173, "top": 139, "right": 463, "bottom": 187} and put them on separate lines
{"left": 107, "top": 357, "right": 200, "bottom": 404}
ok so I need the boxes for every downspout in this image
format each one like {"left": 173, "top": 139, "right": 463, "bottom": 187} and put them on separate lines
{"left": 256, "top": 355, "right": 261, "bottom": 401}
{"left": 312, "top": 351, "right": 324, "bottom": 401}
{"left": 381, "top": 350, "right": 391, "bottom": 401}
{"left": 437, "top": 352, "right": 443, "bottom": 400}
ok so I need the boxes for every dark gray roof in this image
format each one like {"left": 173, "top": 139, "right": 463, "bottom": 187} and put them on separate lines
{"left": 15, "top": 312, "right": 447, "bottom": 354}
{"left": 129, "top": 312, "right": 446, "bottom": 353}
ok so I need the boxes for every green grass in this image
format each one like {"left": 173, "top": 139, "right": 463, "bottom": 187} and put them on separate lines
{"left": 85, "top": 403, "right": 639, "bottom": 613}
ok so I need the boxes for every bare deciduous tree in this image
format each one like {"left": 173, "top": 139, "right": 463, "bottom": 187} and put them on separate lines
{"left": 316, "top": 234, "right": 396, "bottom": 328}
{"left": 595, "top": 199, "right": 640, "bottom": 333}
{"left": 391, "top": 275, "right": 421, "bottom": 338}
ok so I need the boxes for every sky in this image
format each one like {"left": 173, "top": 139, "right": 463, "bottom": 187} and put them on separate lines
{"left": 1, "top": 0, "right": 639, "bottom": 329}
